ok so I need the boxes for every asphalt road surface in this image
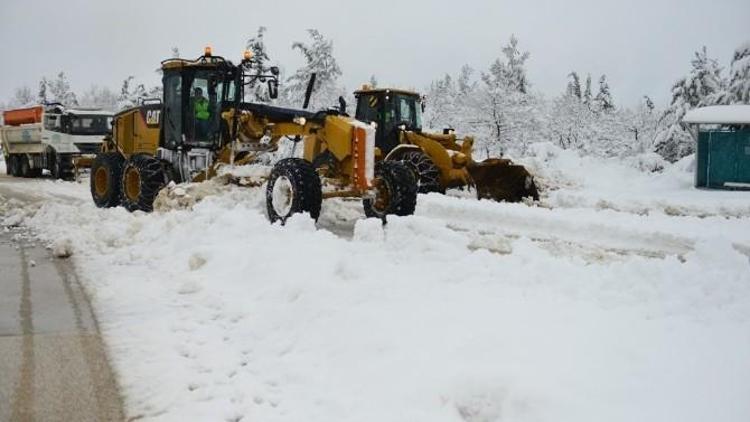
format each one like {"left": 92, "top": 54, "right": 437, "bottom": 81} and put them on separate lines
{"left": 0, "top": 227, "right": 125, "bottom": 422}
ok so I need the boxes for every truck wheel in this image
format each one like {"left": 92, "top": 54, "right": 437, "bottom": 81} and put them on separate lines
{"left": 266, "top": 158, "right": 322, "bottom": 224}
{"left": 396, "top": 150, "right": 443, "bottom": 194}
{"left": 18, "top": 155, "right": 31, "bottom": 178}
{"left": 51, "top": 154, "right": 64, "bottom": 180}
{"left": 91, "top": 152, "right": 125, "bottom": 208}
{"left": 7, "top": 155, "right": 18, "bottom": 176}
{"left": 120, "top": 154, "right": 167, "bottom": 213}
{"left": 363, "top": 161, "right": 418, "bottom": 219}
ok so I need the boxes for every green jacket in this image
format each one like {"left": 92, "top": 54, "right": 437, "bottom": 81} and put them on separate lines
{"left": 194, "top": 97, "right": 209, "bottom": 120}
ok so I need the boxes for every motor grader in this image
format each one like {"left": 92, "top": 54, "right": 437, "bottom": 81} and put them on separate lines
{"left": 351, "top": 86, "right": 539, "bottom": 202}
{"left": 90, "top": 49, "right": 416, "bottom": 222}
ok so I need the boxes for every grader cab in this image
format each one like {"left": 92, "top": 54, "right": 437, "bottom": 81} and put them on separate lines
{"left": 353, "top": 87, "right": 539, "bottom": 202}
{"left": 90, "top": 49, "right": 416, "bottom": 222}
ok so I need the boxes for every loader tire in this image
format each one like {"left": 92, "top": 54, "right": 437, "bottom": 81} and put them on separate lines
{"left": 363, "top": 161, "right": 417, "bottom": 219}
{"left": 397, "top": 150, "right": 443, "bottom": 194}
{"left": 91, "top": 152, "right": 125, "bottom": 208}
{"left": 266, "top": 158, "right": 322, "bottom": 224}
{"left": 120, "top": 154, "right": 167, "bottom": 213}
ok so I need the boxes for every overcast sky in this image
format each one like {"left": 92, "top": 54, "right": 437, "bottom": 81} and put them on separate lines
{"left": 1, "top": 0, "right": 748, "bottom": 108}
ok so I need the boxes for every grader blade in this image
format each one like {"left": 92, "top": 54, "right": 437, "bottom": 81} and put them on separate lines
{"left": 468, "top": 159, "right": 539, "bottom": 202}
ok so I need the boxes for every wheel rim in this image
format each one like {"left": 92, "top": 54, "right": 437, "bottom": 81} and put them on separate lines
{"left": 271, "top": 176, "right": 294, "bottom": 217}
{"left": 124, "top": 166, "right": 141, "bottom": 202}
{"left": 94, "top": 167, "right": 109, "bottom": 196}
{"left": 372, "top": 178, "right": 392, "bottom": 213}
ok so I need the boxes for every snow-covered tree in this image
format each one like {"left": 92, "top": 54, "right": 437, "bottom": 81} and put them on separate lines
{"left": 118, "top": 76, "right": 148, "bottom": 109}
{"left": 593, "top": 75, "right": 614, "bottom": 112}
{"left": 654, "top": 46, "right": 728, "bottom": 161}
{"left": 283, "top": 29, "right": 344, "bottom": 110}
{"left": 38, "top": 79, "right": 48, "bottom": 104}
{"left": 728, "top": 41, "right": 750, "bottom": 104}
{"left": 474, "top": 35, "right": 540, "bottom": 155}
{"left": 45, "top": 72, "right": 78, "bottom": 106}
{"left": 368, "top": 75, "right": 378, "bottom": 88}
{"left": 10, "top": 86, "right": 35, "bottom": 107}
{"left": 171, "top": 46, "right": 180, "bottom": 58}
{"left": 583, "top": 74, "right": 592, "bottom": 106}
{"left": 567, "top": 72, "right": 582, "bottom": 99}
{"left": 245, "top": 26, "right": 275, "bottom": 102}
{"left": 80, "top": 85, "right": 119, "bottom": 111}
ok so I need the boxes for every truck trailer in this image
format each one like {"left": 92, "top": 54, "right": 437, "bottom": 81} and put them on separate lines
{"left": 1, "top": 104, "right": 112, "bottom": 179}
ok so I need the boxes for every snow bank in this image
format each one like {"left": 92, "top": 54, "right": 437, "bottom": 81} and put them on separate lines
{"left": 523, "top": 142, "right": 750, "bottom": 218}
{"left": 14, "top": 176, "right": 750, "bottom": 422}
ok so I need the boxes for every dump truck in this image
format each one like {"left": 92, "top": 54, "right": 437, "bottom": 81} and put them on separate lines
{"left": 351, "top": 86, "right": 539, "bottom": 202}
{"left": 90, "top": 48, "right": 416, "bottom": 222}
{"left": 1, "top": 104, "right": 111, "bottom": 179}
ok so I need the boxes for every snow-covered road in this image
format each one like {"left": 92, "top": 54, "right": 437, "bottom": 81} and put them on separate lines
{"left": 1, "top": 146, "right": 749, "bottom": 422}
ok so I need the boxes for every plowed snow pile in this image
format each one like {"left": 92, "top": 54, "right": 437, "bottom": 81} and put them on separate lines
{"left": 3, "top": 144, "right": 749, "bottom": 422}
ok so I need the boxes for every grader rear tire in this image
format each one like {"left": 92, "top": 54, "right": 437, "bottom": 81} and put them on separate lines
{"left": 363, "top": 161, "right": 418, "bottom": 219}
{"left": 266, "top": 158, "right": 322, "bottom": 224}
{"left": 120, "top": 154, "right": 167, "bottom": 213}
{"left": 91, "top": 152, "right": 125, "bottom": 208}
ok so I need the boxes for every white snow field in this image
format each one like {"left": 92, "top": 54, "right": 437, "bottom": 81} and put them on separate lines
{"left": 2, "top": 144, "right": 750, "bottom": 422}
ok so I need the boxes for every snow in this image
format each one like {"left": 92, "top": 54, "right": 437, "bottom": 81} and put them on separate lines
{"left": 2, "top": 145, "right": 750, "bottom": 422}
{"left": 682, "top": 105, "right": 750, "bottom": 124}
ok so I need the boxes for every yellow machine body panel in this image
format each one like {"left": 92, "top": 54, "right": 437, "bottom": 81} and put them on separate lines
{"left": 113, "top": 107, "right": 161, "bottom": 157}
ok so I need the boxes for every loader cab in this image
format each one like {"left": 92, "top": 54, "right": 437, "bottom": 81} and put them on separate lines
{"left": 354, "top": 88, "right": 423, "bottom": 155}
{"left": 161, "top": 58, "right": 238, "bottom": 151}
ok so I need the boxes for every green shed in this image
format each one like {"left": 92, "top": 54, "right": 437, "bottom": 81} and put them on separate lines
{"left": 683, "top": 105, "right": 750, "bottom": 190}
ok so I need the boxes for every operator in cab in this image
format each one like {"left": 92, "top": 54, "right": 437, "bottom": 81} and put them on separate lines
{"left": 192, "top": 87, "right": 210, "bottom": 140}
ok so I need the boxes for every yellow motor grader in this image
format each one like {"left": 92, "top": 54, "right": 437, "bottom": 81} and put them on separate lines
{"left": 90, "top": 49, "right": 416, "bottom": 222}
{"left": 351, "top": 86, "right": 539, "bottom": 202}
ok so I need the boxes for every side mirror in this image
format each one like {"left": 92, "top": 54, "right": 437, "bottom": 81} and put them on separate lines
{"left": 338, "top": 96, "right": 347, "bottom": 114}
{"left": 268, "top": 80, "right": 279, "bottom": 100}
{"left": 270, "top": 66, "right": 280, "bottom": 76}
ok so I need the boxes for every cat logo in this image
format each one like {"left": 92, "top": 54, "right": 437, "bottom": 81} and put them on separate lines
{"left": 145, "top": 110, "right": 161, "bottom": 126}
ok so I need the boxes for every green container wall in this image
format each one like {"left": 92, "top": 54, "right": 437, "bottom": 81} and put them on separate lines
{"left": 695, "top": 130, "right": 750, "bottom": 189}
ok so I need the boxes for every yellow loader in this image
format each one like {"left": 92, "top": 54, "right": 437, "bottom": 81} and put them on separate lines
{"left": 90, "top": 49, "right": 417, "bottom": 222}
{"left": 351, "top": 86, "right": 539, "bottom": 202}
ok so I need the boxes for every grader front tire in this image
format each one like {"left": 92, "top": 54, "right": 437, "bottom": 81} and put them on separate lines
{"left": 266, "top": 158, "right": 322, "bottom": 224}
{"left": 363, "top": 161, "right": 418, "bottom": 219}
{"left": 120, "top": 155, "right": 166, "bottom": 213}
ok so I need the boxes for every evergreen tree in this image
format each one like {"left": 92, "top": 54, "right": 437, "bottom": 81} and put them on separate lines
{"left": 654, "top": 46, "right": 727, "bottom": 161}
{"left": 583, "top": 74, "right": 592, "bottom": 106}
{"left": 644, "top": 95, "right": 655, "bottom": 112}
{"left": 487, "top": 35, "right": 530, "bottom": 94}
{"left": 38, "top": 79, "right": 48, "bottom": 104}
{"left": 728, "top": 41, "right": 750, "bottom": 104}
{"left": 171, "top": 46, "right": 180, "bottom": 58}
{"left": 283, "top": 29, "right": 343, "bottom": 110}
{"left": 368, "top": 74, "right": 378, "bottom": 88}
{"left": 567, "top": 72, "right": 582, "bottom": 99}
{"left": 245, "top": 26, "right": 273, "bottom": 102}
{"left": 594, "top": 74, "right": 614, "bottom": 112}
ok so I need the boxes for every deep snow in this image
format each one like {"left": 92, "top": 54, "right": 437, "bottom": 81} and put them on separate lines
{"left": 1, "top": 145, "right": 749, "bottom": 422}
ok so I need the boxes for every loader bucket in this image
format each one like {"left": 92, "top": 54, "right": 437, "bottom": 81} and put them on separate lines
{"left": 468, "top": 158, "right": 539, "bottom": 202}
